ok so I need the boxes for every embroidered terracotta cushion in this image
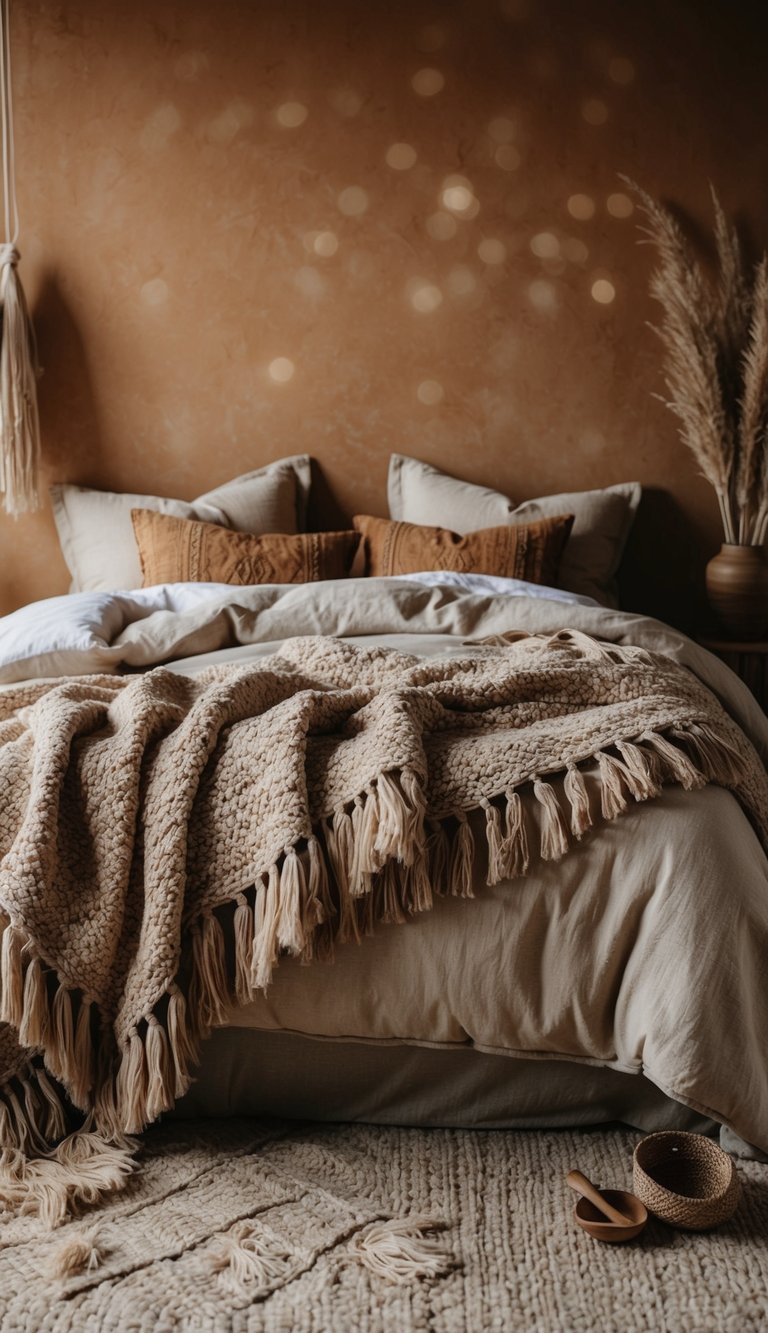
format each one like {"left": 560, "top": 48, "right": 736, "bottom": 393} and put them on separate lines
{"left": 51, "top": 455, "right": 312, "bottom": 593}
{"left": 352, "top": 513, "right": 574, "bottom": 584}
{"left": 387, "top": 454, "right": 641, "bottom": 607}
{"left": 131, "top": 509, "right": 360, "bottom": 586}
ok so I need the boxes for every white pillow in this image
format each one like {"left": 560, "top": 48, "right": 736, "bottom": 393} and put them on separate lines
{"left": 51, "top": 455, "right": 312, "bottom": 593}
{"left": 387, "top": 453, "right": 640, "bottom": 607}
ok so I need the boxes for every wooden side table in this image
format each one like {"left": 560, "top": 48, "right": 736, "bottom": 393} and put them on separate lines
{"left": 698, "top": 638, "right": 768, "bottom": 712}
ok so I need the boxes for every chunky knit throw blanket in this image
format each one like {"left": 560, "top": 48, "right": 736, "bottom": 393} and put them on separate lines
{"left": 0, "top": 630, "right": 766, "bottom": 1223}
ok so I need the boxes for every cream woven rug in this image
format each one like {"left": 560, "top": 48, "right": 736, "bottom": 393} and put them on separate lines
{"left": 1, "top": 1119, "right": 766, "bottom": 1331}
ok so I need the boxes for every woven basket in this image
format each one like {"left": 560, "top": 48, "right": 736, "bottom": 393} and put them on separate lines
{"left": 633, "top": 1131, "right": 740, "bottom": 1231}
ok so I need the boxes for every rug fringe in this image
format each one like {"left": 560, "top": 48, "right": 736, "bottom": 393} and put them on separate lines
{"left": 348, "top": 1215, "right": 456, "bottom": 1283}
{"left": 209, "top": 1220, "right": 293, "bottom": 1296}
{"left": 49, "top": 1225, "right": 106, "bottom": 1278}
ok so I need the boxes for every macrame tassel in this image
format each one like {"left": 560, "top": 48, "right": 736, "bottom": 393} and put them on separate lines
{"left": 352, "top": 787, "right": 385, "bottom": 890}
{"left": 325, "top": 813, "right": 360, "bottom": 945}
{"left": 483, "top": 799, "right": 505, "bottom": 885}
{"left": 167, "top": 985, "right": 198, "bottom": 1096}
{"left": 349, "top": 1216, "right": 454, "bottom": 1284}
{"left": 504, "top": 791, "right": 529, "bottom": 877}
{"left": 533, "top": 780, "right": 569, "bottom": 861}
{"left": 0, "top": 246, "right": 41, "bottom": 516}
{"left": 375, "top": 770, "right": 425, "bottom": 866}
{"left": 144, "top": 1016, "right": 174, "bottom": 1122}
{"left": 68, "top": 996, "right": 94, "bottom": 1109}
{"left": 426, "top": 818, "right": 450, "bottom": 894}
{"left": 46, "top": 983, "right": 75, "bottom": 1090}
{"left": 326, "top": 808, "right": 354, "bottom": 899}
{"left": 233, "top": 893, "right": 254, "bottom": 1006}
{"left": 564, "top": 764, "right": 592, "bottom": 838}
{"left": 276, "top": 848, "right": 306, "bottom": 954}
{"left": 35, "top": 1066, "right": 68, "bottom": 1141}
{"left": 307, "top": 834, "right": 333, "bottom": 929}
{"left": 21, "top": 1078, "right": 48, "bottom": 1154}
{"left": 401, "top": 767, "right": 428, "bottom": 850}
{"left": 0, "top": 922, "right": 25, "bottom": 1027}
{"left": 251, "top": 869, "right": 280, "bottom": 991}
{"left": 407, "top": 850, "right": 433, "bottom": 913}
{"left": 597, "top": 752, "right": 630, "bottom": 820}
{"left": 115, "top": 1030, "right": 148, "bottom": 1134}
{"left": 673, "top": 723, "right": 743, "bottom": 786}
{"left": 379, "top": 860, "right": 408, "bottom": 924}
{"left": 615, "top": 740, "right": 662, "bottom": 800}
{"left": 448, "top": 814, "right": 474, "bottom": 897}
{"left": 190, "top": 911, "right": 229, "bottom": 1028}
{"left": 642, "top": 730, "right": 706, "bottom": 791}
{"left": 18, "top": 953, "right": 48, "bottom": 1048}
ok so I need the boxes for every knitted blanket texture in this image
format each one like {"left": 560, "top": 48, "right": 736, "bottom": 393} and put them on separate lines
{"left": 0, "top": 630, "right": 765, "bottom": 1223}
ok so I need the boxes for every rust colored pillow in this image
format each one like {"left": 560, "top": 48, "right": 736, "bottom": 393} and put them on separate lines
{"left": 352, "top": 512, "right": 575, "bottom": 585}
{"left": 131, "top": 509, "right": 360, "bottom": 586}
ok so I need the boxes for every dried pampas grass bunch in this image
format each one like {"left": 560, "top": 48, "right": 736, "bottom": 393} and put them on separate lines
{"left": 626, "top": 178, "right": 768, "bottom": 545}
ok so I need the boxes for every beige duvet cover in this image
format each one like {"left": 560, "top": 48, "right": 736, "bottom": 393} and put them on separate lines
{"left": 2, "top": 577, "right": 767, "bottom": 1151}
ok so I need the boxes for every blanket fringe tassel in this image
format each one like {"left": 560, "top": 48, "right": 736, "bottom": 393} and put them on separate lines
{"left": 0, "top": 721, "right": 747, "bottom": 1191}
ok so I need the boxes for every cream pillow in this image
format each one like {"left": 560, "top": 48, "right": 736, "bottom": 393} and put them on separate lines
{"left": 387, "top": 453, "right": 640, "bottom": 606}
{"left": 51, "top": 455, "right": 312, "bottom": 593}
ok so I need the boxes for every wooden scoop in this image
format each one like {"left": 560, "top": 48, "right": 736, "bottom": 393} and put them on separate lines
{"left": 567, "top": 1169, "right": 648, "bottom": 1243}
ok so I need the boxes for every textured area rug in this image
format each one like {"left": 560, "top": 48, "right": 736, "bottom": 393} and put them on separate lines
{"left": 0, "top": 1120, "right": 766, "bottom": 1331}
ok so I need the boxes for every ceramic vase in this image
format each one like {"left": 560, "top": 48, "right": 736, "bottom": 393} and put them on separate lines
{"left": 705, "top": 543, "right": 768, "bottom": 641}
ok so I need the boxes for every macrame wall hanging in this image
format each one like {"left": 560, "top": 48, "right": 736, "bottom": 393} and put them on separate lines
{"left": 0, "top": 0, "right": 40, "bottom": 516}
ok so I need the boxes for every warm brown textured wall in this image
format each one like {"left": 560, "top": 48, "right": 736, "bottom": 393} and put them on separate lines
{"left": 2, "top": 0, "right": 768, "bottom": 626}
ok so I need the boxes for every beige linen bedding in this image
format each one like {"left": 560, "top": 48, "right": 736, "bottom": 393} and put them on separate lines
{"left": 0, "top": 576, "right": 767, "bottom": 1223}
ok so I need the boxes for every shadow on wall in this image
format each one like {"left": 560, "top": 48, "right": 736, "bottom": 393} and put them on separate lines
{"left": 34, "top": 270, "right": 105, "bottom": 486}
{"left": 619, "top": 487, "right": 712, "bottom": 634}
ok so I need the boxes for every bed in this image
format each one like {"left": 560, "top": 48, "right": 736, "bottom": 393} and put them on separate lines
{"left": 1, "top": 570, "right": 767, "bottom": 1168}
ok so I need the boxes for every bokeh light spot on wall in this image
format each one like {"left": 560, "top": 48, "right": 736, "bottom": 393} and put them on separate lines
{"left": 268, "top": 358, "right": 295, "bottom": 383}
{"left": 294, "top": 266, "right": 328, "bottom": 299}
{"left": 140, "top": 104, "right": 181, "bottom": 152}
{"left": 606, "top": 192, "right": 634, "bottom": 218}
{"left": 207, "top": 100, "right": 254, "bottom": 143}
{"left": 567, "top": 193, "right": 595, "bottom": 221}
{"left": 426, "top": 211, "right": 458, "bottom": 240}
{"left": 495, "top": 144, "right": 521, "bottom": 171}
{"left": 441, "top": 176, "right": 478, "bottom": 216}
{"left": 417, "top": 379, "right": 444, "bottom": 405}
{"left": 563, "top": 237, "right": 589, "bottom": 263}
{"left": 488, "top": 115, "right": 516, "bottom": 143}
{"left": 407, "top": 280, "right": 444, "bottom": 313}
{"left": 141, "top": 278, "right": 169, "bottom": 307}
{"left": 386, "top": 142, "right": 418, "bottom": 170}
{"left": 527, "top": 279, "right": 558, "bottom": 312}
{"left": 276, "top": 102, "right": 308, "bottom": 128}
{"left": 313, "top": 230, "right": 339, "bottom": 257}
{"left": 174, "top": 51, "right": 208, "bottom": 82}
{"left": 608, "top": 56, "right": 635, "bottom": 85}
{"left": 329, "top": 87, "right": 362, "bottom": 117}
{"left": 581, "top": 98, "right": 609, "bottom": 125}
{"left": 411, "top": 67, "right": 445, "bottom": 97}
{"left": 418, "top": 23, "right": 446, "bottom": 52}
{"left": 337, "top": 186, "right": 369, "bottom": 216}
{"left": 591, "top": 277, "right": 616, "bottom": 304}
{"left": 446, "top": 265, "right": 477, "bottom": 297}
{"left": 530, "top": 231, "right": 560, "bottom": 259}
{"left": 478, "top": 238, "right": 507, "bottom": 265}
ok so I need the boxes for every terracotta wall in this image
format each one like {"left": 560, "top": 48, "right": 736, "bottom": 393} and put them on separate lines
{"left": 2, "top": 0, "right": 767, "bottom": 627}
